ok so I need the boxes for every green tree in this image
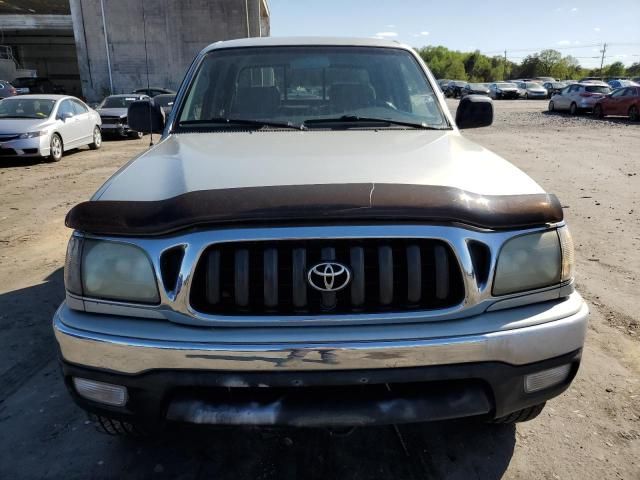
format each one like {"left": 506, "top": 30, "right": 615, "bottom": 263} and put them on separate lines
{"left": 606, "top": 61, "right": 626, "bottom": 78}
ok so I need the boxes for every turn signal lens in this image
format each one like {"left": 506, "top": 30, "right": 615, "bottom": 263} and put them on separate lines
{"left": 558, "top": 226, "right": 575, "bottom": 283}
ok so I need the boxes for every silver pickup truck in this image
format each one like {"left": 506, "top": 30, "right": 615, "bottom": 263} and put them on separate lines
{"left": 54, "top": 37, "right": 588, "bottom": 435}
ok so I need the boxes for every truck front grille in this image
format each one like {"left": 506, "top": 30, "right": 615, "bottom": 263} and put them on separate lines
{"left": 189, "top": 239, "right": 464, "bottom": 315}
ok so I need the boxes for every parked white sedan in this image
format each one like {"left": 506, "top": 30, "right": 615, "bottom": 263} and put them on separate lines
{"left": 0, "top": 94, "right": 102, "bottom": 162}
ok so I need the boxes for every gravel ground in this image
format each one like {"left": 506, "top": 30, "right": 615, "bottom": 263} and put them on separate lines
{"left": 0, "top": 101, "right": 638, "bottom": 479}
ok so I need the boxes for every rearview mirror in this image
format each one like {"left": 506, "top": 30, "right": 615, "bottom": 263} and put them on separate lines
{"left": 455, "top": 95, "right": 494, "bottom": 129}
{"left": 128, "top": 100, "right": 165, "bottom": 134}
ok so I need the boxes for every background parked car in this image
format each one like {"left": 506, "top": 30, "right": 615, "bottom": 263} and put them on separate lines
{"left": 437, "top": 79, "right": 450, "bottom": 92}
{"left": 549, "top": 83, "right": 612, "bottom": 114}
{"left": 0, "top": 95, "right": 101, "bottom": 162}
{"left": 543, "top": 81, "right": 567, "bottom": 98}
{"left": 460, "top": 82, "right": 490, "bottom": 97}
{"left": 593, "top": 86, "right": 640, "bottom": 121}
{"left": 131, "top": 87, "right": 176, "bottom": 97}
{"left": 534, "top": 76, "right": 556, "bottom": 83}
{"left": 153, "top": 94, "right": 176, "bottom": 116}
{"left": 0, "top": 80, "right": 17, "bottom": 98}
{"left": 516, "top": 81, "right": 548, "bottom": 99}
{"left": 11, "top": 77, "right": 65, "bottom": 95}
{"left": 607, "top": 79, "right": 639, "bottom": 89}
{"left": 489, "top": 82, "right": 519, "bottom": 99}
{"left": 444, "top": 80, "right": 467, "bottom": 98}
{"left": 96, "top": 94, "right": 149, "bottom": 138}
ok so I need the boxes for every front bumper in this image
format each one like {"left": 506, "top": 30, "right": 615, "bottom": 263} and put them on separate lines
{"left": 0, "top": 135, "right": 48, "bottom": 157}
{"left": 100, "top": 124, "right": 133, "bottom": 135}
{"left": 55, "top": 292, "right": 588, "bottom": 374}
{"left": 54, "top": 293, "right": 588, "bottom": 426}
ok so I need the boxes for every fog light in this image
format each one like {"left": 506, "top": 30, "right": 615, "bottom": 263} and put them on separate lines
{"left": 73, "top": 377, "right": 128, "bottom": 406}
{"left": 524, "top": 364, "right": 572, "bottom": 393}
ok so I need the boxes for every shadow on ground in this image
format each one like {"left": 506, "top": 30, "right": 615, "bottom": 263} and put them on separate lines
{"left": 0, "top": 147, "right": 90, "bottom": 168}
{"left": 0, "top": 269, "right": 516, "bottom": 479}
{"left": 0, "top": 268, "right": 64, "bottom": 402}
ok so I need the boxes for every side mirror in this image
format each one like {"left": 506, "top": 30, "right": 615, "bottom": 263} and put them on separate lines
{"left": 59, "top": 111, "right": 73, "bottom": 121}
{"left": 455, "top": 95, "right": 493, "bottom": 129}
{"left": 128, "top": 100, "right": 165, "bottom": 134}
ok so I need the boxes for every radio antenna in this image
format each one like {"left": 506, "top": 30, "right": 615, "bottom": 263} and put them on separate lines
{"left": 141, "top": 0, "right": 153, "bottom": 147}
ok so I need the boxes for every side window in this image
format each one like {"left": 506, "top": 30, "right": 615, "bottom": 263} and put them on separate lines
{"left": 71, "top": 100, "right": 88, "bottom": 114}
{"left": 611, "top": 88, "right": 626, "bottom": 98}
{"left": 623, "top": 88, "right": 637, "bottom": 97}
{"left": 58, "top": 100, "right": 75, "bottom": 117}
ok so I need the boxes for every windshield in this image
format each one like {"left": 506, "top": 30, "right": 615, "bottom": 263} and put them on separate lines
{"left": 0, "top": 98, "right": 55, "bottom": 118}
{"left": 496, "top": 83, "right": 516, "bottom": 88}
{"left": 585, "top": 85, "right": 611, "bottom": 94}
{"left": 100, "top": 96, "right": 144, "bottom": 108}
{"left": 525, "top": 82, "right": 543, "bottom": 88}
{"left": 469, "top": 83, "right": 486, "bottom": 89}
{"left": 177, "top": 46, "right": 448, "bottom": 130}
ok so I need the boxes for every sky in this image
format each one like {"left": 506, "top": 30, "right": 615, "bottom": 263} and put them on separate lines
{"left": 267, "top": 0, "right": 640, "bottom": 69}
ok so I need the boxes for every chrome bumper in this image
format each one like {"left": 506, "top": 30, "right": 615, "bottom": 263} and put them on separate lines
{"left": 54, "top": 292, "right": 588, "bottom": 374}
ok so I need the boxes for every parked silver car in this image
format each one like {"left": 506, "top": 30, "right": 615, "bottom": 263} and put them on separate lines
{"left": 96, "top": 94, "right": 149, "bottom": 138}
{"left": 516, "top": 82, "right": 548, "bottom": 99}
{"left": 549, "top": 83, "right": 612, "bottom": 114}
{"left": 0, "top": 94, "right": 101, "bottom": 162}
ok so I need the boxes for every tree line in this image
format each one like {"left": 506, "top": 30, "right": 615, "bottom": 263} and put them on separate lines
{"left": 417, "top": 45, "right": 640, "bottom": 81}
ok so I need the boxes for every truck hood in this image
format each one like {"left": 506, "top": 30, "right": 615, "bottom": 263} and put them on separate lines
{"left": 96, "top": 130, "right": 544, "bottom": 201}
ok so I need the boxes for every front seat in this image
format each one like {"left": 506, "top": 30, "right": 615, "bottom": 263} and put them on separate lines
{"left": 231, "top": 86, "right": 281, "bottom": 117}
{"left": 329, "top": 83, "right": 376, "bottom": 113}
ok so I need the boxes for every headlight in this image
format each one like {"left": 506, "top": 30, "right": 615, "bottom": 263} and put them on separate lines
{"left": 493, "top": 228, "right": 572, "bottom": 296}
{"left": 18, "top": 131, "right": 43, "bottom": 139}
{"left": 64, "top": 236, "right": 159, "bottom": 303}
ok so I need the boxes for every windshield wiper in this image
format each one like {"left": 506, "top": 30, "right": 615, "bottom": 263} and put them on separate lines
{"left": 304, "top": 115, "right": 449, "bottom": 130}
{"left": 0, "top": 115, "right": 39, "bottom": 119}
{"left": 179, "top": 117, "right": 306, "bottom": 130}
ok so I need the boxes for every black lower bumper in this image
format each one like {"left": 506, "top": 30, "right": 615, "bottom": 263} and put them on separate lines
{"left": 60, "top": 349, "right": 581, "bottom": 428}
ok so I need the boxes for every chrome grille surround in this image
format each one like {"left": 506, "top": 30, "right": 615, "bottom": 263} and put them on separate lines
{"left": 66, "top": 223, "right": 573, "bottom": 327}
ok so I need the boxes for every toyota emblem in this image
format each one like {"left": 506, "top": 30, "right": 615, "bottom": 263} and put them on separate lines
{"left": 307, "top": 262, "right": 351, "bottom": 292}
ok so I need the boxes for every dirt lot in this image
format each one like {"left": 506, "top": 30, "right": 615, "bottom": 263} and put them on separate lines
{"left": 0, "top": 101, "right": 638, "bottom": 479}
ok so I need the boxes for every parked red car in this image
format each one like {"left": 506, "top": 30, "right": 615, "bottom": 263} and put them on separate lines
{"left": 593, "top": 86, "right": 640, "bottom": 121}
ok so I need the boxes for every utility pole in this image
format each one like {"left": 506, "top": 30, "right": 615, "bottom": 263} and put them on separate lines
{"left": 503, "top": 49, "right": 507, "bottom": 80}
{"left": 599, "top": 43, "right": 607, "bottom": 79}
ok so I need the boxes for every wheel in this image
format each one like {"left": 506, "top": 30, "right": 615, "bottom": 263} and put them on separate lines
{"left": 548, "top": 101, "right": 555, "bottom": 112}
{"left": 89, "top": 126, "right": 102, "bottom": 150}
{"left": 593, "top": 104, "right": 604, "bottom": 119}
{"left": 129, "top": 131, "right": 144, "bottom": 139}
{"left": 525, "top": 93, "right": 529, "bottom": 100}
{"left": 629, "top": 105, "right": 639, "bottom": 121}
{"left": 490, "top": 402, "right": 546, "bottom": 424}
{"left": 569, "top": 102, "right": 578, "bottom": 115}
{"left": 47, "top": 133, "right": 63, "bottom": 162}
{"left": 89, "top": 413, "right": 148, "bottom": 437}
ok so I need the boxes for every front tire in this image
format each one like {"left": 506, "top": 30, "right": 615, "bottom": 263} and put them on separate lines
{"left": 569, "top": 102, "right": 578, "bottom": 115}
{"left": 593, "top": 104, "right": 604, "bottom": 119}
{"left": 491, "top": 402, "right": 546, "bottom": 424}
{"left": 89, "top": 126, "right": 102, "bottom": 150}
{"left": 47, "top": 133, "right": 63, "bottom": 162}
{"left": 524, "top": 93, "right": 529, "bottom": 100}
{"left": 129, "top": 131, "right": 144, "bottom": 139}
{"left": 548, "top": 100, "right": 555, "bottom": 112}
{"left": 629, "top": 105, "right": 639, "bottom": 121}
{"left": 89, "top": 413, "right": 149, "bottom": 437}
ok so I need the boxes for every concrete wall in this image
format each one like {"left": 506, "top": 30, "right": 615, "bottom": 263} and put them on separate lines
{"left": 70, "top": 0, "right": 270, "bottom": 102}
